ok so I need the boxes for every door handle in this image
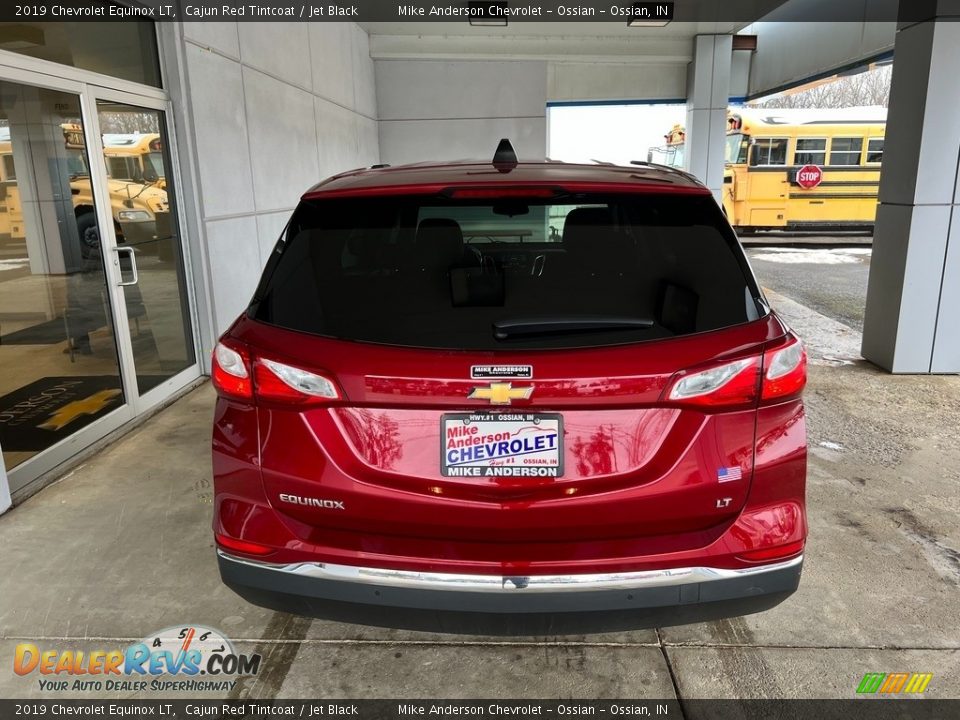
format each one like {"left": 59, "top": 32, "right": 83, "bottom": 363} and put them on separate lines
{"left": 114, "top": 246, "right": 139, "bottom": 287}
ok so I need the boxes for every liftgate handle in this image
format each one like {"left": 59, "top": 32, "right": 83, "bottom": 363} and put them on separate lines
{"left": 114, "top": 246, "right": 139, "bottom": 287}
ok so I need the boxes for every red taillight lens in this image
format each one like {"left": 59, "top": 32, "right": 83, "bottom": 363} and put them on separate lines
{"left": 665, "top": 355, "right": 762, "bottom": 409}
{"left": 211, "top": 341, "right": 252, "bottom": 400}
{"left": 253, "top": 357, "right": 340, "bottom": 405}
{"left": 762, "top": 335, "right": 807, "bottom": 401}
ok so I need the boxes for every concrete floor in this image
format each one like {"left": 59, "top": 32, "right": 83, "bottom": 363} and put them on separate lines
{"left": 1, "top": 261, "right": 959, "bottom": 701}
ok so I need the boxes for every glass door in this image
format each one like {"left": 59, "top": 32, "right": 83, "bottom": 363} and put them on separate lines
{"left": 87, "top": 99, "right": 196, "bottom": 399}
{"left": 0, "top": 78, "right": 131, "bottom": 479}
{"left": 1, "top": 72, "right": 201, "bottom": 498}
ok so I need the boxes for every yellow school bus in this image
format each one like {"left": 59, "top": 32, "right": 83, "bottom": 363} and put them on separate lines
{"left": 649, "top": 107, "right": 886, "bottom": 232}
{"left": 0, "top": 125, "right": 169, "bottom": 254}
{"left": 63, "top": 125, "right": 170, "bottom": 246}
{"left": 0, "top": 130, "right": 25, "bottom": 242}
{"left": 102, "top": 132, "right": 166, "bottom": 190}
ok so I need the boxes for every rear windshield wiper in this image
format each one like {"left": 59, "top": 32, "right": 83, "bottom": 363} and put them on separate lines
{"left": 493, "top": 315, "right": 654, "bottom": 341}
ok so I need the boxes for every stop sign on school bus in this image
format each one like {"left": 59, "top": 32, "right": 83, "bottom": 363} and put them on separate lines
{"left": 796, "top": 165, "right": 823, "bottom": 189}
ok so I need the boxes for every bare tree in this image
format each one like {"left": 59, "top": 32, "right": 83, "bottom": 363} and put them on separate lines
{"left": 98, "top": 112, "right": 160, "bottom": 134}
{"left": 752, "top": 65, "right": 892, "bottom": 109}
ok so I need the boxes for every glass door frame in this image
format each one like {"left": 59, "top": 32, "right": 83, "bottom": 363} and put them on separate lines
{"left": 83, "top": 85, "right": 203, "bottom": 415}
{"left": 0, "top": 57, "right": 202, "bottom": 499}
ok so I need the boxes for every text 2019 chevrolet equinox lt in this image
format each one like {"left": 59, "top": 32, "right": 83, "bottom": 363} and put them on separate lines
{"left": 211, "top": 141, "right": 807, "bottom": 634}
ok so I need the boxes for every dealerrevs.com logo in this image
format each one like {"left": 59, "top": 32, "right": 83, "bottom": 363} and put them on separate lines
{"left": 14, "top": 625, "right": 261, "bottom": 693}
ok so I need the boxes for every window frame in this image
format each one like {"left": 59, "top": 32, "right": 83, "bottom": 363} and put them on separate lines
{"left": 749, "top": 137, "right": 790, "bottom": 167}
{"left": 829, "top": 137, "right": 865, "bottom": 167}
{"left": 866, "top": 137, "right": 884, "bottom": 165}
{"left": 793, "top": 137, "right": 827, "bottom": 167}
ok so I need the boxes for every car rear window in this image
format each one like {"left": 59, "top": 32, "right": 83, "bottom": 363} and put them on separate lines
{"left": 249, "top": 192, "right": 763, "bottom": 350}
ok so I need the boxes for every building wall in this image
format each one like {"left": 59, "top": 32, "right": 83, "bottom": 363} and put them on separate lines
{"left": 375, "top": 60, "right": 547, "bottom": 165}
{"left": 176, "top": 22, "right": 379, "bottom": 337}
{"left": 547, "top": 61, "right": 688, "bottom": 103}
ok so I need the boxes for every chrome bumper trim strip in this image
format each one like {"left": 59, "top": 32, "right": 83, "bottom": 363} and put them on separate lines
{"left": 217, "top": 551, "right": 803, "bottom": 594}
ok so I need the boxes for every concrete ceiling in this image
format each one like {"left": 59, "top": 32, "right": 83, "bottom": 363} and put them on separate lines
{"left": 360, "top": 1, "right": 788, "bottom": 62}
{"left": 359, "top": 21, "right": 747, "bottom": 38}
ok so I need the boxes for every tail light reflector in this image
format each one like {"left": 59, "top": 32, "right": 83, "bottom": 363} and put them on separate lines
{"left": 762, "top": 336, "right": 807, "bottom": 400}
{"left": 211, "top": 341, "right": 252, "bottom": 400}
{"left": 254, "top": 358, "right": 340, "bottom": 404}
{"left": 736, "top": 539, "right": 805, "bottom": 563}
{"left": 666, "top": 356, "right": 761, "bottom": 409}
{"left": 215, "top": 532, "right": 274, "bottom": 556}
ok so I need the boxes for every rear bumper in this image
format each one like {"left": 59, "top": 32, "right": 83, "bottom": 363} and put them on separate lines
{"left": 218, "top": 550, "right": 802, "bottom": 630}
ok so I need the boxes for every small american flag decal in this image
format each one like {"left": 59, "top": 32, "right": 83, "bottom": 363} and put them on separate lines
{"left": 718, "top": 467, "right": 742, "bottom": 483}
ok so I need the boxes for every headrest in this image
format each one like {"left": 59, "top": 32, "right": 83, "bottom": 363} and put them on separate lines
{"left": 415, "top": 218, "right": 464, "bottom": 268}
{"left": 562, "top": 207, "right": 634, "bottom": 272}
{"left": 565, "top": 207, "right": 614, "bottom": 229}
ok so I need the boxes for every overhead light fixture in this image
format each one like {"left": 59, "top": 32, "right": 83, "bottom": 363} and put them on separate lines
{"left": 468, "top": 0, "right": 508, "bottom": 27}
{"left": 626, "top": 1, "right": 674, "bottom": 27}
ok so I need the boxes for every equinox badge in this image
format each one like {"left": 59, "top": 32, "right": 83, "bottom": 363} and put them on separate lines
{"left": 467, "top": 382, "right": 534, "bottom": 405}
{"left": 279, "top": 493, "right": 345, "bottom": 509}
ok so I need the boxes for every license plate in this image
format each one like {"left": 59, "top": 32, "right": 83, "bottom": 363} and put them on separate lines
{"left": 441, "top": 413, "right": 563, "bottom": 478}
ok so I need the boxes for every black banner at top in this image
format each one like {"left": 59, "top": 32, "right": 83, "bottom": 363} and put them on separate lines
{"left": 3, "top": 700, "right": 960, "bottom": 719}
{"left": 2, "top": 0, "right": 959, "bottom": 23}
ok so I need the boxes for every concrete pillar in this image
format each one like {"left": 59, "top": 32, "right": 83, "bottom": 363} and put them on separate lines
{"left": 862, "top": 6, "right": 960, "bottom": 373}
{"left": 685, "top": 35, "right": 732, "bottom": 205}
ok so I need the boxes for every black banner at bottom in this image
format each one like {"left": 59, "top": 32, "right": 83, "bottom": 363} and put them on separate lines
{"left": 1, "top": 700, "right": 957, "bottom": 720}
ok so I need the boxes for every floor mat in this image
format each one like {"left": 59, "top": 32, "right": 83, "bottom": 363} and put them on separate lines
{"left": 0, "top": 317, "right": 69, "bottom": 345}
{"left": 0, "top": 375, "right": 158, "bottom": 452}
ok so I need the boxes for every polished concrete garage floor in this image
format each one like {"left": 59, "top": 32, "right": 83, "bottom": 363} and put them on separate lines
{"left": 1, "top": 248, "right": 959, "bottom": 700}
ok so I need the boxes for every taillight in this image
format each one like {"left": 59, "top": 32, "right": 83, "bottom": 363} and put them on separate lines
{"left": 253, "top": 357, "right": 340, "bottom": 405}
{"left": 211, "top": 340, "right": 340, "bottom": 405}
{"left": 211, "top": 341, "right": 252, "bottom": 400}
{"left": 663, "top": 334, "right": 806, "bottom": 410}
{"left": 666, "top": 356, "right": 761, "bottom": 409}
{"left": 762, "top": 335, "right": 807, "bottom": 401}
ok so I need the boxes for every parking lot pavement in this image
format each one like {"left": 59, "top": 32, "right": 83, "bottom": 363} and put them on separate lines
{"left": 1, "top": 291, "right": 959, "bottom": 700}
{"left": 746, "top": 246, "right": 872, "bottom": 331}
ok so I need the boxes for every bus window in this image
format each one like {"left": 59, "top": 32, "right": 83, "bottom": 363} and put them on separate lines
{"left": 866, "top": 138, "right": 884, "bottom": 164}
{"left": 726, "top": 133, "right": 749, "bottom": 164}
{"left": 830, "top": 138, "right": 864, "bottom": 166}
{"left": 750, "top": 138, "right": 788, "bottom": 167}
{"left": 2, "top": 154, "right": 15, "bottom": 181}
{"left": 107, "top": 156, "right": 130, "bottom": 179}
{"left": 145, "top": 152, "right": 164, "bottom": 179}
{"left": 795, "top": 138, "right": 826, "bottom": 166}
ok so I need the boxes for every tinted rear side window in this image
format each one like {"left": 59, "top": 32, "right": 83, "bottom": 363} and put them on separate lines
{"left": 250, "top": 193, "right": 761, "bottom": 350}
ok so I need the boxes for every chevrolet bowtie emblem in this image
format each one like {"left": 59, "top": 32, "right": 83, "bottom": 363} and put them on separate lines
{"left": 468, "top": 382, "right": 534, "bottom": 405}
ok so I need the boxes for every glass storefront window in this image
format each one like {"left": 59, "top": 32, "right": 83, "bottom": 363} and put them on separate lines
{"left": 0, "top": 18, "right": 161, "bottom": 88}
{"left": 0, "top": 81, "right": 125, "bottom": 471}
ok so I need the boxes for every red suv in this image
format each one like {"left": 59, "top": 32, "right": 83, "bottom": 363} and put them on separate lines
{"left": 211, "top": 142, "right": 807, "bottom": 633}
